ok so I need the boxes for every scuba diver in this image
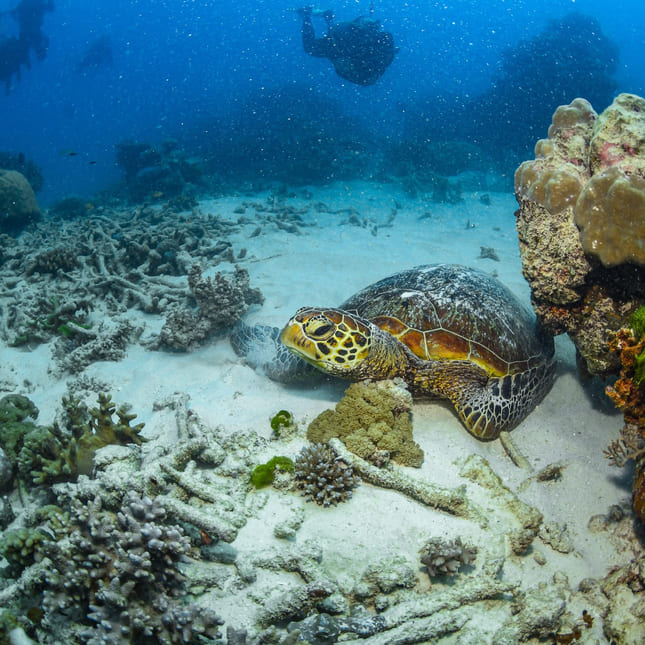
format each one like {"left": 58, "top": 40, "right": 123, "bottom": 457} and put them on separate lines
{"left": 11, "top": 0, "right": 54, "bottom": 60}
{"left": 0, "top": 0, "right": 53, "bottom": 92}
{"left": 296, "top": 5, "right": 397, "bottom": 86}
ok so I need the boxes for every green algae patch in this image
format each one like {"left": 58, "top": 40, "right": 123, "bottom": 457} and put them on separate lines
{"left": 250, "top": 456, "right": 295, "bottom": 488}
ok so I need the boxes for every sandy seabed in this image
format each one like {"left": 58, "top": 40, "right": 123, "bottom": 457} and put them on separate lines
{"left": 1, "top": 180, "right": 643, "bottom": 643}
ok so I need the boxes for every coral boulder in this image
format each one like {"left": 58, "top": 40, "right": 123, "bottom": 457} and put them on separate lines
{"left": 515, "top": 93, "right": 645, "bottom": 376}
{"left": 0, "top": 169, "right": 40, "bottom": 234}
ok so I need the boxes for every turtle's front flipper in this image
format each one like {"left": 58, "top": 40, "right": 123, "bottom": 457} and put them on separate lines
{"left": 230, "top": 322, "right": 320, "bottom": 383}
{"left": 448, "top": 360, "right": 556, "bottom": 440}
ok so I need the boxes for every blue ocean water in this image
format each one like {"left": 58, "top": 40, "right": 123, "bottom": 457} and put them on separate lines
{"left": 0, "top": 0, "right": 643, "bottom": 205}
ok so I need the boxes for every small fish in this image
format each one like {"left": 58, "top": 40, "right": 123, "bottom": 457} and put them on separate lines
{"left": 59, "top": 149, "right": 79, "bottom": 157}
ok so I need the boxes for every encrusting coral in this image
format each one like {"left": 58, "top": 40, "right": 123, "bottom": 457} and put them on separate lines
{"left": 306, "top": 379, "right": 423, "bottom": 467}
{"left": 604, "top": 317, "right": 645, "bottom": 522}
{"left": 293, "top": 443, "right": 360, "bottom": 506}
{"left": 515, "top": 93, "right": 645, "bottom": 377}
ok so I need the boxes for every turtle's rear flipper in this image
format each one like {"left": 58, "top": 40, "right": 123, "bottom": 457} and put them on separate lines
{"left": 444, "top": 360, "right": 556, "bottom": 440}
{"left": 230, "top": 322, "right": 320, "bottom": 383}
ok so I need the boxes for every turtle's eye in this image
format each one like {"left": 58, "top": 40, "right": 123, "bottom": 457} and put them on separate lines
{"left": 304, "top": 317, "right": 335, "bottom": 340}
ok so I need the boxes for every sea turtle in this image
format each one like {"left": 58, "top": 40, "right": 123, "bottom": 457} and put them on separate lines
{"left": 231, "top": 264, "right": 555, "bottom": 440}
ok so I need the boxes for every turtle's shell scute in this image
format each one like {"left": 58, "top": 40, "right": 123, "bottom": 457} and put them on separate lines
{"left": 340, "top": 264, "right": 552, "bottom": 377}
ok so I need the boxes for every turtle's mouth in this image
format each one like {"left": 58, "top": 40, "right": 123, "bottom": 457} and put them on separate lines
{"left": 280, "top": 322, "right": 315, "bottom": 357}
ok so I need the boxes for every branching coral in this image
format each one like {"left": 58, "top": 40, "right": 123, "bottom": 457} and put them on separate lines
{"left": 0, "top": 394, "right": 39, "bottom": 469}
{"left": 604, "top": 425, "right": 645, "bottom": 468}
{"left": 39, "top": 491, "right": 222, "bottom": 643}
{"left": 0, "top": 526, "right": 49, "bottom": 575}
{"left": 25, "top": 248, "right": 79, "bottom": 275}
{"left": 294, "top": 443, "right": 360, "bottom": 506}
{"left": 16, "top": 393, "right": 145, "bottom": 487}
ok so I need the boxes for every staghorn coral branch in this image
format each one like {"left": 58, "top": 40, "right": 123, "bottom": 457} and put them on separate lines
{"left": 328, "top": 438, "right": 487, "bottom": 525}
{"left": 604, "top": 424, "right": 645, "bottom": 467}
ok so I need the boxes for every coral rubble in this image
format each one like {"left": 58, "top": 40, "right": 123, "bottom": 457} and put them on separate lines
{"left": 158, "top": 264, "right": 264, "bottom": 351}
{"left": 0, "top": 200, "right": 263, "bottom": 372}
{"left": 515, "top": 93, "right": 645, "bottom": 376}
{"left": 1, "top": 390, "right": 644, "bottom": 642}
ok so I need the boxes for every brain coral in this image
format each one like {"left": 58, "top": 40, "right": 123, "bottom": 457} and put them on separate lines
{"left": 515, "top": 93, "right": 645, "bottom": 376}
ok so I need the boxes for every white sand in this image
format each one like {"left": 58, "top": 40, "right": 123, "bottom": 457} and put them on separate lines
{"left": 1, "top": 180, "right": 638, "bottom": 641}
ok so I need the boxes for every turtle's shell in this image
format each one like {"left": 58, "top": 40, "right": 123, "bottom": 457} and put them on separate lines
{"left": 339, "top": 264, "right": 552, "bottom": 377}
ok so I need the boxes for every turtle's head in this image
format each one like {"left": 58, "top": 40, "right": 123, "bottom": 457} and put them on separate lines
{"left": 280, "top": 307, "right": 372, "bottom": 377}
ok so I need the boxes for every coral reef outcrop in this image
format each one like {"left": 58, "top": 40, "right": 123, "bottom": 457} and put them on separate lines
{"left": 0, "top": 169, "right": 40, "bottom": 235}
{"left": 0, "top": 151, "right": 43, "bottom": 193}
{"left": 306, "top": 379, "right": 423, "bottom": 467}
{"left": 515, "top": 93, "right": 645, "bottom": 376}
{"left": 115, "top": 139, "right": 203, "bottom": 202}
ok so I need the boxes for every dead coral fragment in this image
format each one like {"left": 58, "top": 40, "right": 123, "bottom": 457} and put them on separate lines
{"left": 307, "top": 379, "right": 423, "bottom": 467}
{"left": 294, "top": 443, "right": 359, "bottom": 506}
{"left": 159, "top": 264, "right": 264, "bottom": 351}
{"left": 420, "top": 537, "right": 477, "bottom": 578}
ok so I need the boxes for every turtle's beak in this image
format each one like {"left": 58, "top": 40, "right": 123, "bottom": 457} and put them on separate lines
{"left": 280, "top": 320, "right": 311, "bottom": 356}
{"left": 280, "top": 320, "right": 327, "bottom": 368}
